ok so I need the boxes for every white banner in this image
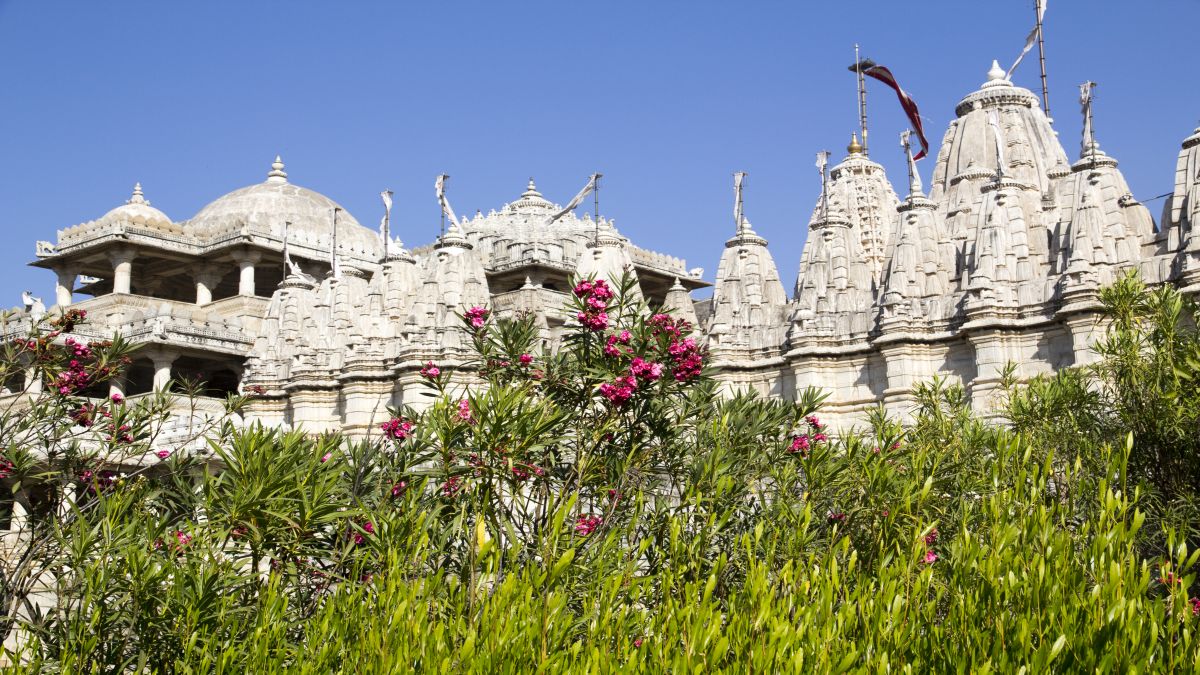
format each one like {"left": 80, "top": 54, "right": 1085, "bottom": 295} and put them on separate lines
{"left": 435, "top": 174, "right": 460, "bottom": 230}
{"left": 1006, "top": 0, "right": 1047, "bottom": 80}
{"left": 545, "top": 173, "right": 601, "bottom": 225}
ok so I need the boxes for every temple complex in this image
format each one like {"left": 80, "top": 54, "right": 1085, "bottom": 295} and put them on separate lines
{"left": 18, "top": 61, "right": 1200, "bottom": 432}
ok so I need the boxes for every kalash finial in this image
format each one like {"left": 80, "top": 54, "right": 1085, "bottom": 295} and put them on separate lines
{"left": 987, "top": 59, "right": 1008, "bottom": 83}
{"left": 267, "top": 155, "right": 288, "bottom": 184}
{"left": 128, "top": 182, "right": 147, "bottom": 205}
{"left": 522, "top": 177, "right": 543, "bottom": 199}
{"left": 847, "top": 132, "right": 864, "bottom": 155}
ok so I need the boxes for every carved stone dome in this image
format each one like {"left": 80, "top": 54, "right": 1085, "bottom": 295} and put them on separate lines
{"left": 99, "top": 183, "right": 172, "bottom": 227}
{"left": 189, "top": 156, "right": 381, "bottom": 259}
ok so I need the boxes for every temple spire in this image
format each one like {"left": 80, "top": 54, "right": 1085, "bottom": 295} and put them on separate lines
{"left": 128, "top": 182, "right": 147, "bottom": 205}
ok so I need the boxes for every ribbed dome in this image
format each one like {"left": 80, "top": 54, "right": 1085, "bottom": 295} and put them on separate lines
{"left": 188, "top": 157, "right": 381, "bottom": 259}
{"left": 100, "top": 183, "right": 172, "bottom": 227}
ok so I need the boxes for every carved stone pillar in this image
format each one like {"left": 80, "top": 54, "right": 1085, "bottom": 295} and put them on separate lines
{"left": 232, "top": 251, "right": 262, "bottom": 297}
{"left": 150, "top": 351, "right": 177, "bottom": 391}
{"left": 54, "top": 267, "right": 77, "bottom": 307}
{"left": 108, "top": 248, "right": 136, "bottom": 295}
{"left": 108, "top": 374, "right": 127, "bottom": 399}
{"left": 193, "top": 265, "right": 221, "bottom": 305}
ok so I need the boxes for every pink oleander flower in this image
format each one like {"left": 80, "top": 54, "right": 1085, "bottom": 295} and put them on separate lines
{"left": 599, "top": 375, "right": 638, "bottom": 406}
{"left": 174, "top": 530, "right": 192, "bottom": 547}
{"left": 464, "top": 306, "right": 490, "bottom": 329}
{"left": 789, "top": 435, "right": 810, "bottom": 454}
{"left": 633, "top": 637, "right": 644, "bottom": 648}
{"left": 519, "top": 353, "right": 533, "bottom": 365}
{"left": 457, "top": 399, "right": 475, "bottom": 424}
{"left": 575, "top": 514, "right": 602, "bottom": 536}
{"left": 1191, "top": 597, "right": 1200, "bottom": 616}
{"left": 391, "top": 480, "right": 408, "bottom": 497}
{"left": 577, "top": 310, "right": 609, "bottom": 331}
{"left": 924, "top": 528, "right": 939, "bottom": 545}
{"left": 629, "top": 357, "right": 663, "bottom": 381}
{"left": 572, "top": 280, "right": 594, "bottom": 297}
{"left": 812, "top": 432, "right": 828, "bottom": 443}
{"left": 110, "top": 393, "right": 124, "bottom": 405}
{"left": 420, "top": 361, "right": 441, "bottom": 379}
{"left": 923, "top": 550, "right": 938, "bottom": 564}
{"left": 805, "top": 415, "right": 821, "bottom": 428}
{"left": 381, "top": 418, "right": 415, "bottom": 440}
{"left": 320, "top": 451, "right": 333, "bottom": 463}
{"left": 155, "top": 449, "right": 171, "bottom": 460}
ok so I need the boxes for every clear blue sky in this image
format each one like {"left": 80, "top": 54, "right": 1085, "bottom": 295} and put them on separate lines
{"left": 1, "top": 1, "right": 1196, "bottom": 303}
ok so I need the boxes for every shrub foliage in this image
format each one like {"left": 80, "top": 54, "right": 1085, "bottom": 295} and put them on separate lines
{"left": 1, "top": 273, "right": 1198, "bottom": 672}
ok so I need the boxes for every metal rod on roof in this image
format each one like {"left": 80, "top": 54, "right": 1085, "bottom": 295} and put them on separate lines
{"left": 1035, "top": 0, "right": 1051, "bottom": 117}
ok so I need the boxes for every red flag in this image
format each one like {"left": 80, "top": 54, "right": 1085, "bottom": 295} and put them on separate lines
{"left": 853, "top": 61, "right": 930, "bottom": 160}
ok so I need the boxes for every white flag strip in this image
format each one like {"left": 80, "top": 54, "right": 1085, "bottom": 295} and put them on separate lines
{"left": 987, "top": 110, "right": 1007, "bottom": 178}
{"left": 435, "top": 174, "right": 460, "bottom": 230}
{"left": 1006, "top": 0, "right": 1047, "bottom": 80}
{"left": 815, "top": 151, "right": 831, "bottom": 218}
{"left": 1079, "top": 81, "right": 1095, "bottom": 155}
{"left": 380, "top": 190, "right": 393, "bottom": 255}
{"left": 545, "top": 173, "right": 601, "bottom": 225}
{"left": 733, "top": 172, "right": 747, "bottom": 231}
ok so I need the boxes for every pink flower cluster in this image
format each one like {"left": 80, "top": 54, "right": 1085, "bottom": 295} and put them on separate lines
{"left": 666, "top": 337, "right": 703, "bottom": 382}
{"left": 391, "top": 480, "right": 408, "bottom": 498}
{"left": 155, "top": 449, "right": 171, "bottom": 460}
{"left": 0, "top": 458, "right": 13, "bottom": 479}
{"left": 599, "top": 375, "right": 638, "bottom": 407}
{"left": 420, "top": 361, "right": 440, "bottom": 379}
{"left": 574, "top": 279, "right": 613, "bottom": 331}
{"left": 456, "top": 399, "right": 475, "bottom": 424}
{"left": 924, "top": 528, "right": 939, "bottom": 545}
{"left": 54, "top": 338, "right": 96, "bottom": 395}
{"left": 465, "top": 306, "right": 490, "bottom": 329}
{"left": 922, "top": 550, "right": 938, "bottom": 564}
{"left": 629, "top": 356, "right": 664, "bottom": 381}
{"left": 510, "top": 464, "right": 546, "bottom": 481}
{"left": 788, "top": 415, "right": 828, "bottom": 458}
{"left": 380, "top": 417, "right": 415, "bottom": 440}
{"left": 603, "top": 330, "right": 633, "bottom": 357}
{"left": 575, "top": 514, "right": 602, "bottom": 536}
{"left": 1192, "top": 597, "right": 1200, "bottom": 617}
{"left": 351, "top": 520, "right": 375, "bottom": 545}
{"left": 440, "top": 475, "right": 463, "bottom": 498}
{"left": 519, "top": 353, "right": 534, "bottom": 365}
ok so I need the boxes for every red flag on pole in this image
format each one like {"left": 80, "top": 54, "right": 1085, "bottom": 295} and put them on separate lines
{"left": 850, "top": 60, "right": 930, "bottom": 160}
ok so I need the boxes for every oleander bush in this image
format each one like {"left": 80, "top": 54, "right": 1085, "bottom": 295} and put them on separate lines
{"left": 1, "top": 272, "right": 1199, "bottom": 673}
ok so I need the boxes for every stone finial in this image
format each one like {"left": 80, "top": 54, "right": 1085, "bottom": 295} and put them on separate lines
{"left": 267, "top": 155, "right": 288, "bottom": 184}
{"left": 128, "top": 182, "right": 148, "bottom": 205}
{"left": 986, "top": 59, "right": 1007, "bottom": 83}
{"left": 522, "top": 177, "right": 542, "bottom": 199}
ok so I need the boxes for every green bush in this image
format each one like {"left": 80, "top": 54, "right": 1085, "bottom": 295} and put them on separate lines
{"left": 2, "top": 275, "right": 1198, "bottom": 672}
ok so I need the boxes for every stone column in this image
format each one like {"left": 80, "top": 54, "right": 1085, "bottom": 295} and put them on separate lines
{"left": 109, "top": 374, "right": 127, "bottom": 400}
{"left": 232, "top": 251, "right": 262, "bottom": 297}
{"left": 193, "top": 265, "right": 220, "bottom": 305}
{"left": 54, "top": 267, "right": 77, "bottom": 307}
{"left": 151, "top": 352, "right": 176, "bottom": 391}
{"left": 108, "top": 248, "right": 136, "bottom": 295}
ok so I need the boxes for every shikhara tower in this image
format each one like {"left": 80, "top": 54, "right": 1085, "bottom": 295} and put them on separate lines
{"left": 19, "top": 61, "right": 1199, "bottom": 431}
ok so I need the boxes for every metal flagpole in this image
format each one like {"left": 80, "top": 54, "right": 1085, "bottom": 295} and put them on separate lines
{"left": 855, "top": 44, "right": 868, "bottom": 154}
{"left": 331, "top": 207, "right": 341, "bottom": 279}
{"left": 1035, "top": 0, "right": 1050, "bottom": 117}
{"left": 593, "top": 174, "right": 601, "bottom": 244}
